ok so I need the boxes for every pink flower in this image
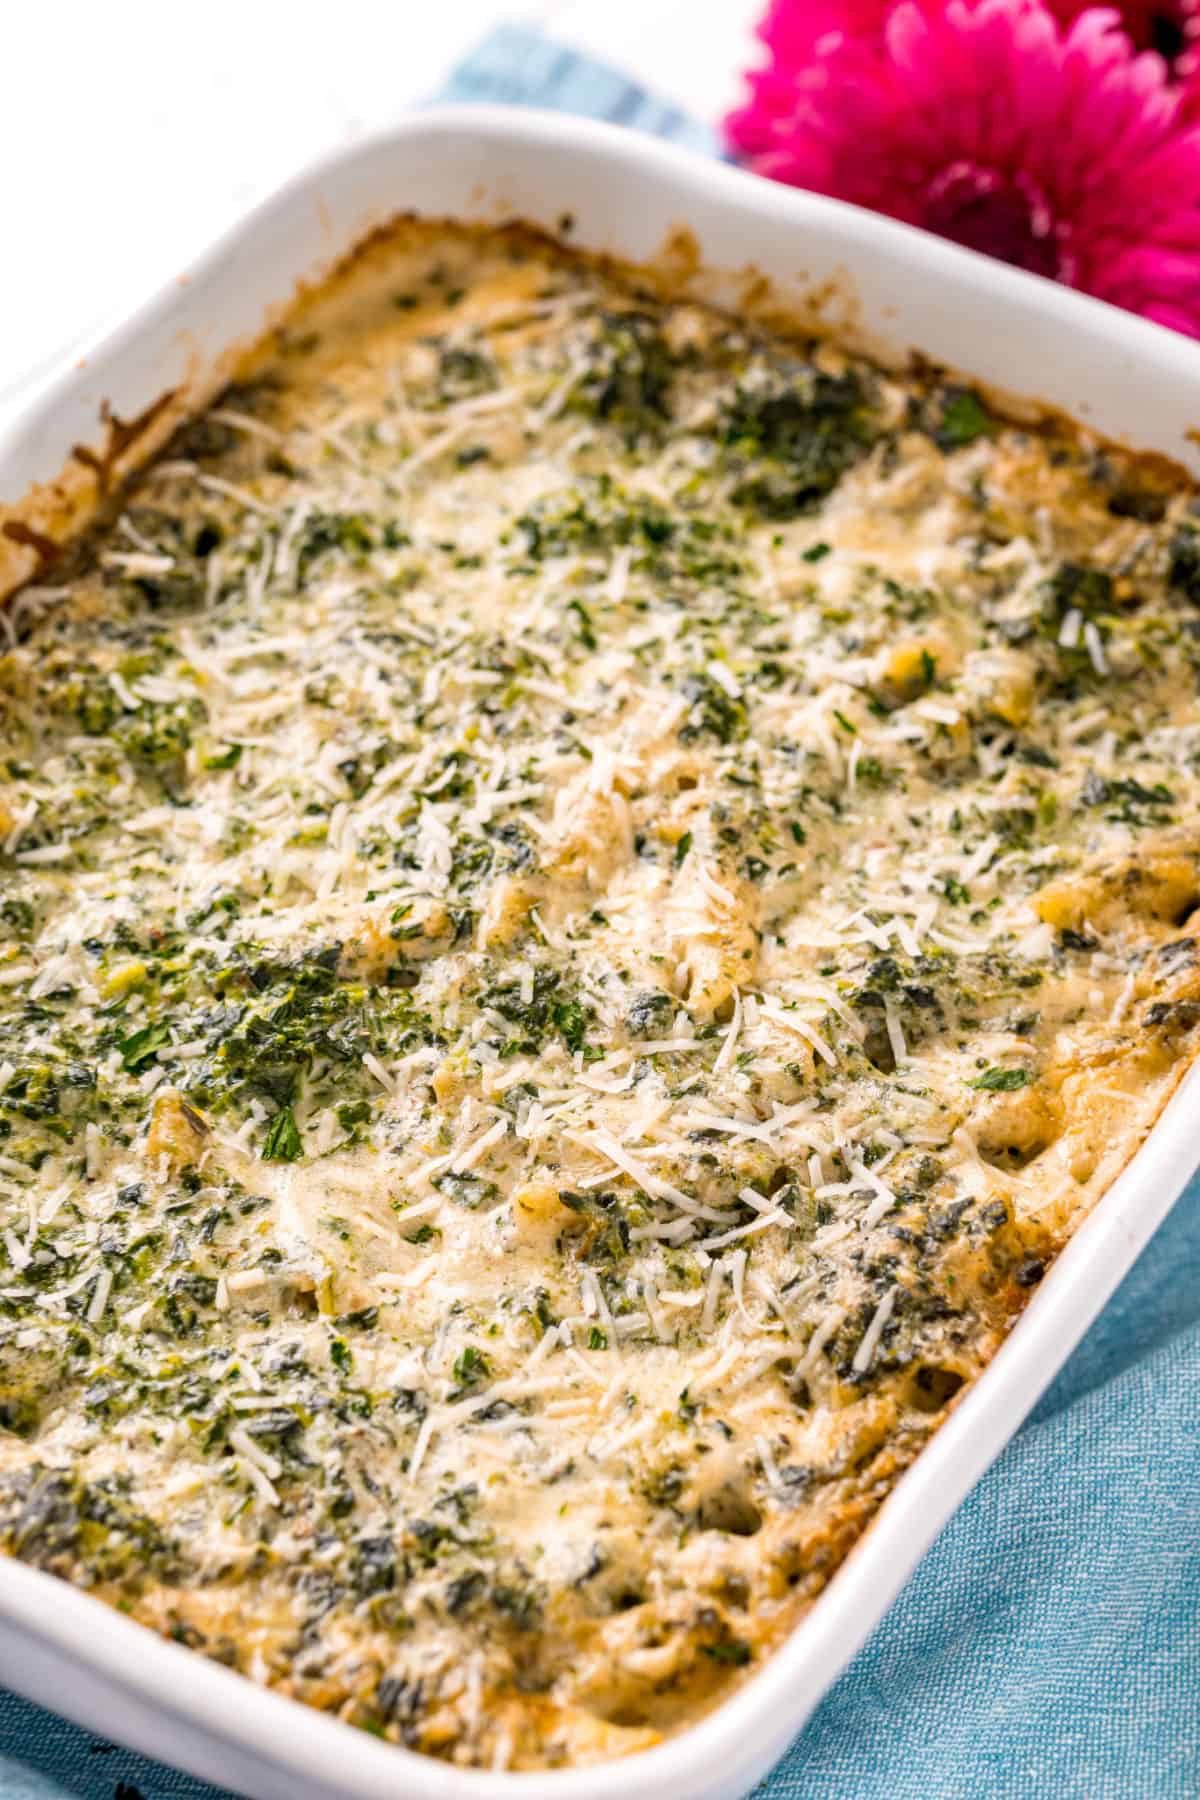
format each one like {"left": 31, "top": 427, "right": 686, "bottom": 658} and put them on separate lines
{"left": 726, "top": 0, "right": 897, "bottom": 154}
{"left": 1047, "top": 0, "right": 1200, "bottom": 80}
{"left": 726, "top": 0, "right": 1200, "bottom": 114}
{"left": 726, "top": 0, "right": 1200, "bottom": 334}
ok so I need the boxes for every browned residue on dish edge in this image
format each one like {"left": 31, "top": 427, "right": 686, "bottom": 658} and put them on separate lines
{"left": 70, "top": 391, "right": 180, "bottom": 494}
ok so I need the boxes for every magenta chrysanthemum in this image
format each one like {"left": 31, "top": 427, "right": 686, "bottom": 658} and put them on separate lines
{"left": 725, "top": 0, "right": 1200, "bottom": 114}
{"left": 726, "top": 0, "right": 897, "bottom": 153}
{"left": 726, "top": 0, "right": 1200, "bottom": 334}
{"left": 1047, "top": 0, "right": 1200, "bottom": 79}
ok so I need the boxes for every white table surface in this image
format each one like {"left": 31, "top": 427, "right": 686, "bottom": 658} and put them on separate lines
{"left": 0, "top": 2, "right": 760, "bottom": 413}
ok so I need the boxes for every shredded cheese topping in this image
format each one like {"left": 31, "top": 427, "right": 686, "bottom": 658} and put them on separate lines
{"left": 1, "top": 220, "right": 1199, "bottom": 1771}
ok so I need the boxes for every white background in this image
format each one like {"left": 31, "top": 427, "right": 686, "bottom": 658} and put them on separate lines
{"left": 0, "top": 2, "right": 761, "bottom": 410}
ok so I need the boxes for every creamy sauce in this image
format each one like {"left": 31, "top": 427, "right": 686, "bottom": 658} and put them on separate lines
{"left": 1, "top": 221, "right": 1198, "bottom": 1769}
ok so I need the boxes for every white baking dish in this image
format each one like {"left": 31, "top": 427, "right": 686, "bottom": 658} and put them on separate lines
{"left": 1, "top": 104, "right": 1199, "bottom": 1800}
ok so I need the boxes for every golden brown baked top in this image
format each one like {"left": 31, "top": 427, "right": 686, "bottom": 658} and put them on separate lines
{"left": 1, "top": 219, "right": 1199, "bottom": 1770}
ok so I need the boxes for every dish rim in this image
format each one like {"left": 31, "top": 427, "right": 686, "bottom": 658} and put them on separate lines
{"left": 0, "top": 102, "right": 1199, "bottom": 1800}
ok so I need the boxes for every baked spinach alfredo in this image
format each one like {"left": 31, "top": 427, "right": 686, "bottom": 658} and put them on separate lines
{"left": 1, "top": 220, "right": 1198, "bottom": 1771}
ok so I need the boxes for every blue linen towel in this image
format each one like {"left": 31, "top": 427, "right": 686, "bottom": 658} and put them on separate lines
{"left": 3, "top": 24, "right": 1199, "bottom": 1800}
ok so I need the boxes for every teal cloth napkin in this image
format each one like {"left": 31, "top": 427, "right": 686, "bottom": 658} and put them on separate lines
{"left": 3, "top": 24, "right": 1199, "bottom": 1800}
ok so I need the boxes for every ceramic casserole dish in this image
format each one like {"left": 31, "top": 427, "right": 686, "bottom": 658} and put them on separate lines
{"left": 0, "top": 105, "right": 1198, "bottom": 1800}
